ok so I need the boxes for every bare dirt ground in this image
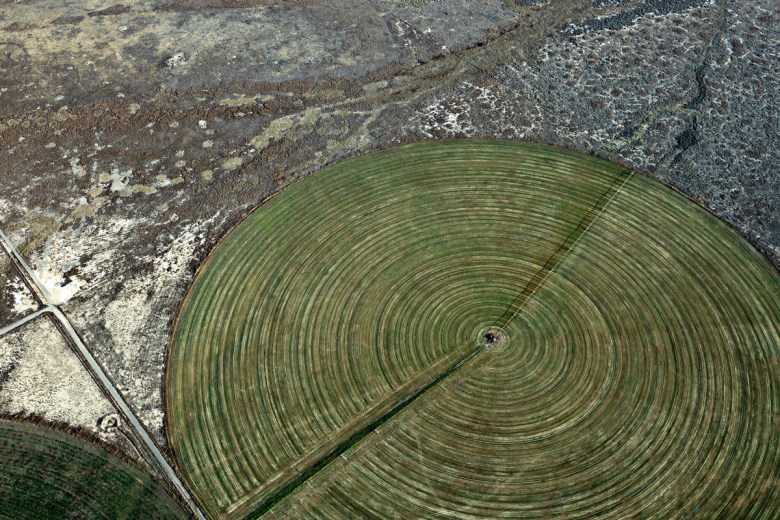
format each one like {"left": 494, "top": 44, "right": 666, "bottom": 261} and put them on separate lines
{"left": 0, "top": 0, "right": 777, "bottom": 449}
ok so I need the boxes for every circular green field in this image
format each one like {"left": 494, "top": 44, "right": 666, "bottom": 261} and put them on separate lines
{"left": 0, "top": 419, "right": 189, "bottom": 519}
{"left": 167, "top": 140, "right": 780, "bottom": 519}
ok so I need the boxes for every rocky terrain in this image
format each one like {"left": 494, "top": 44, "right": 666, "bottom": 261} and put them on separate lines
{"left": 0, "top": 0, "right": 777, "bottom": 453}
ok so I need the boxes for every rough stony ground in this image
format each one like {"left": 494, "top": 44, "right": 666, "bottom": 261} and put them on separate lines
{"left": 0, "top": 0, "right": 777, "bottom": 446}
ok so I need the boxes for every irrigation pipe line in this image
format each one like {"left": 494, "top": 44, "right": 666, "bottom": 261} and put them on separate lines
{"left": 492, "top": 170, "right": 635, "bottom": 332}
{"left": 0, "top": 228, "right": 206, "bottom": 520}
{"left": 270, "top": 169, "right": 636, "bottom": 515}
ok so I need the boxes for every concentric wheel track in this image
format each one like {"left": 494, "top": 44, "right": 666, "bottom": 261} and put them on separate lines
{"left": 166, "top": 140, "right": 780, "bottom": 519}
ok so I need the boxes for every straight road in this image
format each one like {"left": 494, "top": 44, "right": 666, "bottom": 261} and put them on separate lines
{"left": 0, "top": 306, "right": 51, "bottom": 337}
{"left": 0, "top": 228, "right": 206, "bottom": 520}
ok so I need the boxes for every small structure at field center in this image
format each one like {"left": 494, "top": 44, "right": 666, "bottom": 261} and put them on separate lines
{"left": 484, "top": 332, "right": 501, "bottom": 346}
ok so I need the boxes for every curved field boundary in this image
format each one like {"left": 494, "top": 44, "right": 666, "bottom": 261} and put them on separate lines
{"left": 247, "top": 158, "right": 636, "bottom": 519}
{"left": 167, "top": 139, "right": 780, "bottom": 519}
{"left": 270, "top": 167, "right": 780, "bottom": 519}
{"left": 492, "top": 168, "right": 634, "bottom": 331}
{"left": 0, "top": 226, "right": 205, "bottom": 520}
{"left": 0, "top": 419, "right": 189, "bottom": 519}
{"left": 167, "top": 140, "right": 630, "bottom": 519}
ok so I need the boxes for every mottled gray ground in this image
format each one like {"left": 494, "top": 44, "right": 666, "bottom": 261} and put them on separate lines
{"left": 0, "top": 0, "right": 777, "bottom": 445}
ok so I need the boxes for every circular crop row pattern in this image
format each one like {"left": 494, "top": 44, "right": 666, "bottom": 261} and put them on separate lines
{"left": 0, "top": 419, "right": 188, "bottom": 519}
{"left": 167, "top": 140, "right": 780, "bottom": 519}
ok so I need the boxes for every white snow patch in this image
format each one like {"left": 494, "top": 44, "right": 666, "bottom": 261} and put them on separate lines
{"left": 103, "top": 290, "right": 153, "bottom": 367}
{"left": 69, "top": 158, "right": 86, "bottom": 178}
{"left": 6, "top": 277, "right": 38, "bottom": 314}
{"left": 0, "top": 317, "right": 115, "bottom": 430}
{"left": 418, "top": 96, "right": 476, "bottom": 138}
{"left": 34, "top": 267, "right": 83, "bottom": 305}
{"left": 30, "top": 217, "right": 140, "bottom": 304}
{"left": 83, "top": 212, "right": 222, "bottom": 436}
{"left": 109, "top": 168, "right": 133, "bottom": 192}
